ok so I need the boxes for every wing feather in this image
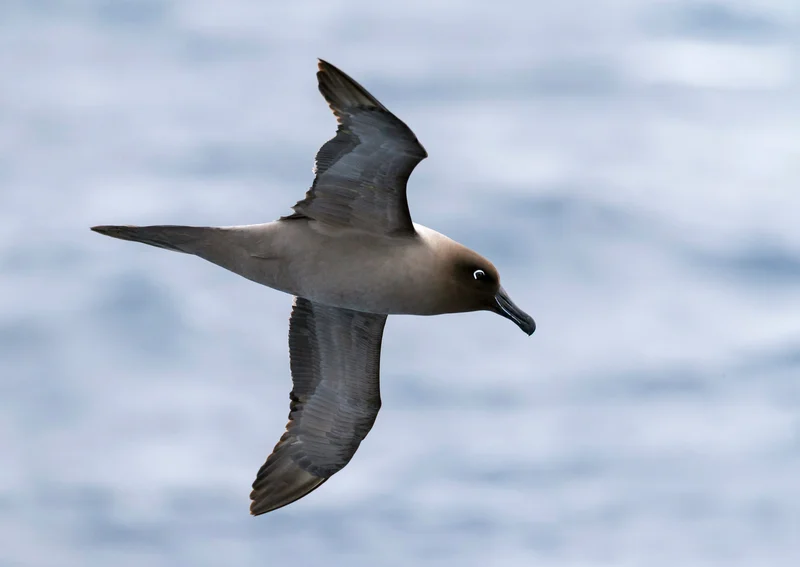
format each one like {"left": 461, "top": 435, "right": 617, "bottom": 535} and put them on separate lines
{"left": 284, "top": 60, "right": 427, "bottom": 236}
{"left": 249, "top": 297, "right": 387, "bottom": 515}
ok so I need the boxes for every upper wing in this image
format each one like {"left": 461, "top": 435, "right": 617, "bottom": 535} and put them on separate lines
{"left": 283, "top": 59, "right": 428, "bottom": 236}
{"left": 250, "top": 297, "right": 388, "bottom": 515}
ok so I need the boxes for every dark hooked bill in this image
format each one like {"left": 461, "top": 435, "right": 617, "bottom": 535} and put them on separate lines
{"left": 494, "top": 287, "right": 535, "bottom": 335}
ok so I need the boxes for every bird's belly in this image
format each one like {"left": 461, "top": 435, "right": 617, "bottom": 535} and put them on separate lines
{"left": 234, "top": 220, "right": 442, "bottom": 314}
{"left": 291, "top": 256, "right": 427, "bottom": 314}
{"left": 283, "top": 245, "right": 434, "bottom": 314}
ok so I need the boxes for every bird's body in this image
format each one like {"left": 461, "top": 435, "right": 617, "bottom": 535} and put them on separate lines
{"left": 102, "top": 220, "right": 485, "bottom": 315}
{"left": 92, "top": 60, "right": 535, "bottom": 515}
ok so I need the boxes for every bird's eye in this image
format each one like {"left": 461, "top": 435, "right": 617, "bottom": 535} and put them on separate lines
{"left": 473, "top": 269, "right": 486, "bottom": 280}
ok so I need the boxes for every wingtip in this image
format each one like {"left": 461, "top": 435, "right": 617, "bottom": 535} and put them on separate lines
{"left": 316, "top": 59, "right": 342, "bottom": 87}
{"left": 316, "top": 58, "right": 332, "bottom": 77}
{"left": 248, "top": 457, "right": 329, "bottom": 516}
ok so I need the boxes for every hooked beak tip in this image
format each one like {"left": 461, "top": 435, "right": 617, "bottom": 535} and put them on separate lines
{"left": 523, "top": 318, "right": 536, "bottom": 336}
{"left": 517, "top": 314, "right": 536, "bottom": 336}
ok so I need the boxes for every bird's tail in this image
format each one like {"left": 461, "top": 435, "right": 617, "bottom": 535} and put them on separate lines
{"left": 90, "top": 225, "right": 214, "bottom": 255}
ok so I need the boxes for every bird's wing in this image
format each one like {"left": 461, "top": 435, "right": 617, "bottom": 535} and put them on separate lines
{"left": 250, "top": 297, "right": 387, "bottom": 515}
{"left": 283, "top": 59, "right": 428, "bottom": 236}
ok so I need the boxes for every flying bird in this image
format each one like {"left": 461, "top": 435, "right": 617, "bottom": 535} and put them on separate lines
{"left": 92, "top": 60, "right": 535, "bottom": 515}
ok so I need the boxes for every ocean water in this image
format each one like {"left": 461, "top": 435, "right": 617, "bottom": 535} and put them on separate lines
{"left": 2, "top": 1, "right": 799, "bottom": 565}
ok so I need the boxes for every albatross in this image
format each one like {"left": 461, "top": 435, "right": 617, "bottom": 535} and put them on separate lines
{"left": 92, "top": 59, "right": 535, "bottom": 515}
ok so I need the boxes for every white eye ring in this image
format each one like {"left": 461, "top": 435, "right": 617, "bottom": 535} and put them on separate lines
{"left": 473, "top": 269, "right": 486, "bottom": 280}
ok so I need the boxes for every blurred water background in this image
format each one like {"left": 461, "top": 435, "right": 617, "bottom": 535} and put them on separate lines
{"left": 2, "top": 1, "right": 799, "bottom": 565}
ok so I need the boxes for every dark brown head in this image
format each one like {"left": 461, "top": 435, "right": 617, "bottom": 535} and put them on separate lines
{"left": 444, "top": 250, "right": 536, "bottom": 336}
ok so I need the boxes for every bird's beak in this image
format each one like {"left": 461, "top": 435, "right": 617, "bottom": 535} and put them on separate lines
{"left": 494, "top": 287, "right": 535, "bottom": 335}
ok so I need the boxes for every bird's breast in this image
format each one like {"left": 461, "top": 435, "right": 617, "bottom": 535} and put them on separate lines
{"left": 281, "top": 227, "right": 444, "bottom": 315}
